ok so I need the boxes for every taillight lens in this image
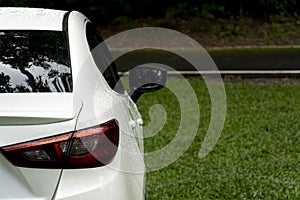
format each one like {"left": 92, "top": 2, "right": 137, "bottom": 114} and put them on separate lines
{"left": 1, "top": 119, "right": 119, "bottom": 169}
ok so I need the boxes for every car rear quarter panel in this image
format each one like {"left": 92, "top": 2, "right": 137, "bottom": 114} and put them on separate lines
{"left": 57, "top": 11, "right": 145, "bottom": 199}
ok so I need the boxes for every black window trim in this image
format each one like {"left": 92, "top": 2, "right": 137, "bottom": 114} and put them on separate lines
{"left": 62, "top": 11, "right": 73, "bottom": 92}
{"left": 85, "top": 22, "right": 125, "bottom": 94}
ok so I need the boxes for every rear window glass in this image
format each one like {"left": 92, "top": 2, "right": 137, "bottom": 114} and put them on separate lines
{"left": 0, "top": 31, "right": 72, "bottom": 93}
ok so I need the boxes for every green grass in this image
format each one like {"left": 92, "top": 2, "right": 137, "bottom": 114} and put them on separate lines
{"left": 136, "top": 77, "right": 300, "bottom": 200}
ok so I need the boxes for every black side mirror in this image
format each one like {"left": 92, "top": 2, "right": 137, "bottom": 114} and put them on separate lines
{"left": 129, "top": 65, "right": 167, "bottom": 102}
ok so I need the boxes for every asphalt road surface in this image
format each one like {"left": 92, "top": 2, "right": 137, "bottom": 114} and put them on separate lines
{"left": 112, "top": 47, "right": 300, "bottom": 76}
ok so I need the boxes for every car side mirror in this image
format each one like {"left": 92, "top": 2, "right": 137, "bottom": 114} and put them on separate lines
{"left": 129, "top": 66, "right": 167, "bottom": 102}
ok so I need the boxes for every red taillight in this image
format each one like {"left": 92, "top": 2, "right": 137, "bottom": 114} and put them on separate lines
{"left": 1, "top": 119, "right": 119, "bottom": 169}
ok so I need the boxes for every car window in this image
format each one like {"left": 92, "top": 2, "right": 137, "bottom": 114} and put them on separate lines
{"left": 0, "top": 30, "right": 72, "bottom": 93}
{"left": 85, "top": 23, "right": 124, "bottom": 94}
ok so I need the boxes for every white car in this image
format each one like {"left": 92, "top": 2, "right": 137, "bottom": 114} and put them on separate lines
{"left": 0, "top": 7, "right": 166, "bottom": 199}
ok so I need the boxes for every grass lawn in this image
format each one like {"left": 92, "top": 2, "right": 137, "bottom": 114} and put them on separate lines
{"left": 136, "top": 77, "right": 300, "bottom": 199}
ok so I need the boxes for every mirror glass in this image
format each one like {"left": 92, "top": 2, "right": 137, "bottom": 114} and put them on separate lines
{"left": 128, "top": 65, "right": 167, "bottom": 102}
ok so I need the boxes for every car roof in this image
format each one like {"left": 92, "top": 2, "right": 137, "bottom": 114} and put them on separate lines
{"left": 0, "top": 7, "right": 68, "bottom": 31}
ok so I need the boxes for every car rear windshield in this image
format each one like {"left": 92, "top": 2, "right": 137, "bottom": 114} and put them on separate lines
{"left": 0, "top": 30, "right": 72, "bottom": 93}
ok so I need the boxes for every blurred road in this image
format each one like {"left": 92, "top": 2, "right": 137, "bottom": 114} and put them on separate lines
{"left": 112, "top": 47, "right": 300, "bottom": 76}
{"left": 210, "top": 47, "right": 300, "bottom": 71}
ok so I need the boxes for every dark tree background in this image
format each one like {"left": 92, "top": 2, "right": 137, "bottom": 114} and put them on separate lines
{"left": 0, "top": 0, "right": 299, "bottom": 25}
